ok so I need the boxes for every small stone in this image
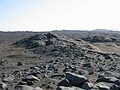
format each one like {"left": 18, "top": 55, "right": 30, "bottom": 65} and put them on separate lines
{"left": 22, "top": 75, "right": 39, "bottom": 82}
{"left": 2, "top": 75, "right": 14, "bottom": 82}
{"left": 17, "top": 81, "right": 27, "bottom": 85}
{"left": 0, "top": 82, "right": 7, "bottom": 89}
{"left": 17, "top": 62, "right": 23, "bottom": 66}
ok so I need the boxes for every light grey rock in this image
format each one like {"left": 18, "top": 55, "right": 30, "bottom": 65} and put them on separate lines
{"left": 2, "top": 75, "right": 14, "bottom": 82}
{"left": 57, "top": 86, "right": 84, "bottom": 90}
{"left": 22, "top": 75, "right": 39, "bottom": 81}
{"left": 0, "top": 82, "right": 7, "bottom": 89}
{"left": 94, "top": 82, "right": 110, "bottom": 90}
{"left": 97, "top": 76, "right": 120, "bottom": 86}
{"left": 16, "top": 85, "right": 43, "bottom": 90}
{"left": 66, "top": 72, "right": 88, "bottom": 86}
{"left": 93, "top": 82, "right": 120, "bottom": 90}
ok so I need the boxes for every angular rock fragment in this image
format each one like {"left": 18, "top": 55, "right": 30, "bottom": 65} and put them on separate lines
{"left": 97, "top": 76, "right": 120, "bottom": 86}
{"left": 82, "top": 82, "right": 94, "bottom": 90}
{"left": 66, "top": 72, "right": 88, "bottom": 87}
{"left": 17, "top": 81, "right": 27, "bottom": 85}
{"left": 15, "top": 85, "right": 43, "bottom": 90}
{"left": 2, "top": 75, "right": 14, "bottom": 82}
{"left": 0, "top": 82, "right": 7, "bottom": 89}
{"left": 57, "top": 86, "right": 84, "bottom": 90}
{"left": 58, "top": 79, "right": 71, "bottom": 87}
{"left": 17, "top": 62, "right": 23, "bottom": 66}
{"left": 93, "top": 82, "right": 120, "bottom": 90}
{"left": 22, "top": 75, "right": 39, "bottom": 82}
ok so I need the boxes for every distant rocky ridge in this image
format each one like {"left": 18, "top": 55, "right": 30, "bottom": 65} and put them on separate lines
{"left": 52, "top": 30, "right": 120, "bottom": 43}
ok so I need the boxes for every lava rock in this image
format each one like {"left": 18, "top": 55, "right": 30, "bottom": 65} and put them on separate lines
{"left": 66, "top": 72, "right": 88, "bottom": 87}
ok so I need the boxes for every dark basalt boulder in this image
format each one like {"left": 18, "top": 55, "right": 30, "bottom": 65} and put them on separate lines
{"left": 66, "top": 72, "right": 88, "bottom": 87}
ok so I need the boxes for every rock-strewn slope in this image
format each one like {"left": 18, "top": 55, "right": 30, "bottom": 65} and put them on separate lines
{"left": 11, "top": 33, "right": 120, "bottom": 90}
{"left": 52, "top": 30, "right": 120, "bottom": 54}
{"left": 10, "top": 33, "right": 120, "bottom": 90}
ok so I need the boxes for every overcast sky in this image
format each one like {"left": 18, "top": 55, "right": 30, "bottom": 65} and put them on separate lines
{"left": 0, "top": 0, "right": 120, "bottom": 31}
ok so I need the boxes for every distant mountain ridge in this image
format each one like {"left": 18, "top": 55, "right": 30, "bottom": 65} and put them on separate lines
{"left": 92, "top": 29, "right": 114, "bottom": 32}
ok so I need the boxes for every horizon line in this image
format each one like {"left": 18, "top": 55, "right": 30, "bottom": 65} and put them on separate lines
{"left": 0, "top": 29, "right": 119, "bottom": 32}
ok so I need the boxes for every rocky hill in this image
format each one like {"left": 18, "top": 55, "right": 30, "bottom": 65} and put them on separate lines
{"left": 11, "top": 32, "right": 120, "bottom": 90}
